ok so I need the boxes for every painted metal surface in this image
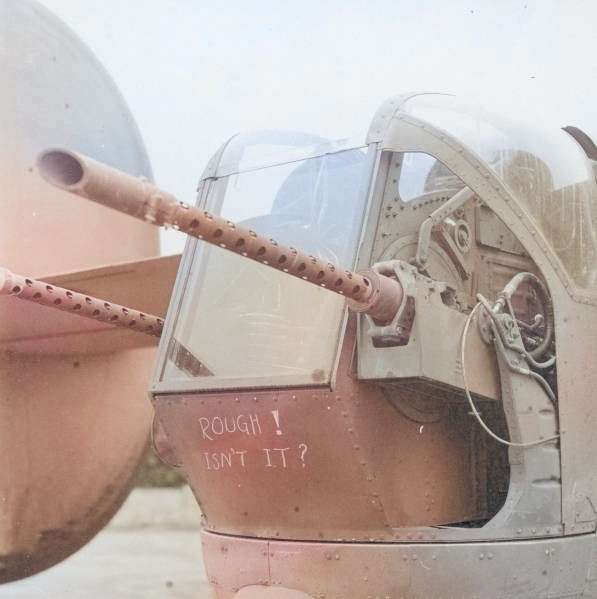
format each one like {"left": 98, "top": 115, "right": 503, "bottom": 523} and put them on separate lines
{"left": 0, "top": 0, "right": 171, "bottom": 583}
{"left": 202, "top": 529, "right": 596, "bottom": 599}
{"left": 153, "top": 316, "right": 480, "bottom": 543}
{"left": 146, "top": 94, "right": 597, "bottom": 597}
{"left": 31, "top": 93, "right": 597, "bottom": 596}
{"left": 0, "top": 0, "right": 156, "bottom": 277}
{"left": 6, "top": 7, "right": 597, "bottom": 592}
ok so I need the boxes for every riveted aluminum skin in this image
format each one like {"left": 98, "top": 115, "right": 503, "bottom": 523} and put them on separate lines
{"left": 150, "top": 94, "right": 597, "bottom": 597}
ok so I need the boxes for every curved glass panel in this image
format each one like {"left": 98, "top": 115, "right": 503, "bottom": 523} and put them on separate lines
{"left": 402, "top": 94, "right": 597, "bottom": 288}
{"left": 159, "top": 133, "right": 373, "bottom": 390}
{"left": 398, "top": 152, "right": 465, "bottom": 203}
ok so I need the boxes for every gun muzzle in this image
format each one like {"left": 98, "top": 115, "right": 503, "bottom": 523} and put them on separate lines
{"left": 38, "top": 149, "right": 403, "bottom": 323}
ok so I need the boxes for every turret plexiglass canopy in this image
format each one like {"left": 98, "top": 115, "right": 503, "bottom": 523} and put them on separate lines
{"left": 157, "top": 133, "right": 374, "bottom": 390}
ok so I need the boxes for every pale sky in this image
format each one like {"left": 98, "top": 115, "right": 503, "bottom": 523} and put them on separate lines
{"left": 37, "top": 0, "right": 597, "bottom": 254}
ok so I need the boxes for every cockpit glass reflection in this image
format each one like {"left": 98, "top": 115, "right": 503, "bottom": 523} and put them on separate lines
{"left": 160, "top": 137, "right": 373, "bottom": 389}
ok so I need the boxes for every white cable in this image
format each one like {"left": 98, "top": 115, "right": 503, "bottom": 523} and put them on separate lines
{"left": 460, "top": 302, "right": 559, "bottom": 448}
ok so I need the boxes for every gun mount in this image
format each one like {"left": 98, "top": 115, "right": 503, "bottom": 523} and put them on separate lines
{"left": 23, "top": 93, "right": 597, "bottom": 598}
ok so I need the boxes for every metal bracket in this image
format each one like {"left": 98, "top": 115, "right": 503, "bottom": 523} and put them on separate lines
{"left": 364, "top": 260, "right": 418, "bottom": 348}
{"left": 475, "top": 279, "right": 561, "bottom": 533}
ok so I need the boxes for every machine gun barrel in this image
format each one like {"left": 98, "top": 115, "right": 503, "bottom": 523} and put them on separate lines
{"left": 0, "top": 267, "right": 163, "bottom": 338}
{"left": 38, "top": 149, "right": 403, "bottom": 323}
